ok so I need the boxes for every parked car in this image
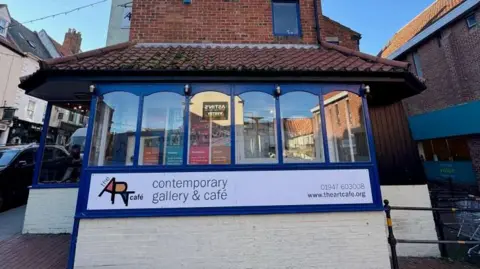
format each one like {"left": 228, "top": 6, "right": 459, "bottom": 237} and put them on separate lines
{"left": 0, "top": 144, "right": 71, "bottom": 211}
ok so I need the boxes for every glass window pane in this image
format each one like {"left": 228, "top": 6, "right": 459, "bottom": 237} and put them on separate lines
{"left": 324, "top": 91, "right": 370, "bottom": 162}
{"left": 235, "top": 92, "right": 277, "bottom": 164}
{"left": 447, "top": 136, "right": 471, "bottom": 161}
{"left": 280, "top": 92, "right": 324, "bottom": 163}
{"left": 419, "top": 140, "right": 434, "bottom": 161}
{"left": 431, "top": 139, "right": 449, "bottom": 161}
{"left": 188, "top": 91, "right": 231, "bottom": 165}
{"left": 140, "top": 92, "right": 185, "bottom": 166}
{"left": 89, "top": 92, "right": 139, "bottom": 166}
{"left": 38, "top": 104, "right": 88, "bottom": 184}
{"left": 272, "top": 1, "right": 299, "bottom": 35}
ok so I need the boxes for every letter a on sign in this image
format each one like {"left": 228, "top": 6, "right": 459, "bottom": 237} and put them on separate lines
{"left": 98, "top": 177, "right": 135, "bottom": 206}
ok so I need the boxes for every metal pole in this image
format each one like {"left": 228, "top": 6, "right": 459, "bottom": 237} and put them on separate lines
{"left": 430, "top": 192, "right": 448, "bottom": 257}
{"left": 384, "top": 200, "right": 399, "bottom": 269}
{"left": 396, "top": 239, "right": 480, "bottom": 244}
{"left": 389, "top": 206, "right": 480, "bottom": 212}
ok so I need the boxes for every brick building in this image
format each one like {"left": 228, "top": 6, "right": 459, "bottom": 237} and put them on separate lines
{"left": 20, "top": 0, "right": 437, "bottom": 267}
{"left": 380, "top": 0, "right": 480, "bottom": 188}
{"left": 108, "top": 0, "right": 361, "bottom": 50}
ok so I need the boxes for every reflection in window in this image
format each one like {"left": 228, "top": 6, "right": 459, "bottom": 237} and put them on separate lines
{"left": 188, "top": 91, "right": 231, "bottom": 165}
{"left": 38, "top": 104, "right": 88, "bottom": 183}
{"left": 272, "top": 0, "right": 300, "bottom": 36}
{"left": 235, "top": 92, "right": 277, "bottom": 164}
{"left": 280, "top": 92, "right": 324, "bottom": 163}
{"left": 140, "top": 92, "right": 184, "bottom": 165}
{"left": 89, "top": 92, "right": 139, "bottom": 166}
{"left": 324, "top": 91, "right": 370, "bottom": 162}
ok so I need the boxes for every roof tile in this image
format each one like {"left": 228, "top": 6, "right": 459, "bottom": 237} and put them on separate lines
{"left": 380, "top": 0, "right": 465, "bottom": 58}
{"left": 40, "top": 41, "right": 410, "bottom": 74}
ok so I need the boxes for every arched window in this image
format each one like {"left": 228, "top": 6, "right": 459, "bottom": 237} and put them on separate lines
{"left": 324, "top": 91, "right": 370, "bottom": 162}
{"left": 89, "top": 92, "right": 139, "bottom": 166}
{"left": 279, "top": 91, "right": 324, "bottom": 163}
{"left": 188, "top": 91, "right": 232, "bottom": 165}
{"left": 235, "top": 92, "right": 277, "bottom": 164}
{"left": 139, "top": 92, "right": 185, "bottom": 165}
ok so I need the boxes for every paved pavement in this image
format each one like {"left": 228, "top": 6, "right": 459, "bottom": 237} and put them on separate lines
{"left": 0, "top": 234, "right": 478, "bottom": 269}
{"left": 399, "top": 257, "right": 479, "bottom": 269}
{"left": 0, "top": 207, "right": 477, "bottom": 269}
{"left": 0, "top": 205, "right": 25, "bottom": 241}
{"left": 0, "top": 234, "right": 70, "bottom": 269}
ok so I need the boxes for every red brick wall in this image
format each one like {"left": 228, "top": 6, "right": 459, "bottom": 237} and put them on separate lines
{"left": 130, "top": 0, "right": 360, "bottom": 50}
{"left": 401, "top": 8, "right": 480, "bottom": 116}
{"left": 321, "top": 16, "right": 360, "bottom": 51}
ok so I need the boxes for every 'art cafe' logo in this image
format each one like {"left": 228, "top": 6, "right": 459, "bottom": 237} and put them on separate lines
{"left": 99, "top": 177, "right": 142, "bottom": 206}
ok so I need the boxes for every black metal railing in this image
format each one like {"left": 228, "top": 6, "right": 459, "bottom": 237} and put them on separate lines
{"left": 384, "top": 199, "right": 480, "bottom": 269}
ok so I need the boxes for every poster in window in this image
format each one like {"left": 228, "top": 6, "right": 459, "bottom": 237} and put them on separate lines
{"left": 189, "top": 114, "right": 210, "bottom": 164}
{"left": 203, "top": 102, "right": 228, "bottom": 120}
{"left": 165, "top": 108, "right": 183, "bottom": 165}
{"left": 143, "top": 137, "right": 162, "bottom": 165}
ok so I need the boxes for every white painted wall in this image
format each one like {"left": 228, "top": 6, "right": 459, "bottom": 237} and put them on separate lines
{"left": 13, "top": 56, "right": 48, "bottom": 125}
{"left": 106, "top": 0, "right": 131, "bottom": 46}
{"left": 21, "top": 184, "right": 439, "bottom": 260}
{"left": 23, "top": 188, "right": 78, "bottom": 234}
{"left": 74, "top": 212, "right": 390, "bottom": 269}
{"left": 381, "top": 184, "right": 441, "bottom": 257}
{"left": 0, "top": 45, "right": 24, "bottom": 144}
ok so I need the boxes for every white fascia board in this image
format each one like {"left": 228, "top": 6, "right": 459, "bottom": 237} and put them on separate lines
{"left": 388, "top": 0, "right": 480, "bottom": 60}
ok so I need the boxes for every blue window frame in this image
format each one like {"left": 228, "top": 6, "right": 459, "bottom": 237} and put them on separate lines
{"left": 271, "top": 0, "right": 301, "bottom": 36}
{"left": 66, "top": 83, "right": 382, "bottom": 219}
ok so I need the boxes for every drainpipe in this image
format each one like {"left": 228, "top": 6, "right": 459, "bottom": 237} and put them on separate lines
{"left": 313, "top": 0, "right": 321, "bottom": 45}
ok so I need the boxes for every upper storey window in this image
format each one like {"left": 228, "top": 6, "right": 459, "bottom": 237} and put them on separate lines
{"left": 272, "top": 0, "right": 301, "bottom": 36}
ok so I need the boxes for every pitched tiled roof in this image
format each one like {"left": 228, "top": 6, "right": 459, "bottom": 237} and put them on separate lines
{"left": 379, "top": 0, "right": 465, "bottom": 58}
{"left": 0, "top": 35, "right": 25, "bottom": 56}
{"left": 8, "top": 19, "right": 52, "bottom": 59}
{"left": 283, "top": 118, "right": 314, "bottom": 138}
{"left": 41, "top": 41, "right": 409, "bottom": 73}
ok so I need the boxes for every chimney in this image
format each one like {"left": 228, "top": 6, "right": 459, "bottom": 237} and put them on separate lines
{"left": 63, "top": 28, "right": 82, "bottom": 54}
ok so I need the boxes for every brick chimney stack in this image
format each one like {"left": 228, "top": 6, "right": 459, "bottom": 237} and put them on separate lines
{"left": 63, "top": 28, "right": 82, "bottom": 54}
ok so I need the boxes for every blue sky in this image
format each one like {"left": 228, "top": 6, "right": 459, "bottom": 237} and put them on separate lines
{"left": 3, "top": 0, "right": 434, "bottom": 55}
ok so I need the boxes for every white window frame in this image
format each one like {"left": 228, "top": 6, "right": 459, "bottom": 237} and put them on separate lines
{"left": 26, "top": 100, "right": 36, "bottom": 120}
{"left": 412, "top": 51, "right": 423, "bottom": 77}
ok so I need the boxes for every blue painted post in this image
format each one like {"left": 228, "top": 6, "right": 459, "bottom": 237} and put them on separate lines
{"left": 68, "top": 95, "right": 98, "bottom": 269}
{"left": 318, "top": 93, "right": 330, "bottom": 163}
{"left": 133, "top": 94, "right": 144, "bottom": 166}
{"left": 182, "top": 95, "right": 190, "bottom": 166}
{"left": 32, "top": 102, "right": 52, "bottom": 186}
{"left": 275, "top": 95, "right": 284, "bottom": 164}
{"left": 230, "top": 86, "right": 236, "bottom": 165}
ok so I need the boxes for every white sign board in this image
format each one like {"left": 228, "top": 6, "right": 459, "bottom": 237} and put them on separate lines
{"left": 121, "top": 6, "right": 132, "bottom": 29}
{"left": 87, "top": 169, "right": 373, "bottom": 210}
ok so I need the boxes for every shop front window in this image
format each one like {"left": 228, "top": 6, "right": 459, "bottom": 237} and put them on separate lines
{"left": 81, "top": 84, "right": 373, "bottom": 169}
{"left": 235, "top": 92, "right": 277, "bottom": 164}
{"left": 280, "top": 92, "right": 324, "bottom": 163}
{"left": 89, "top": 92, "right": 139, "bottom": 166}
{"left": 188, "top": 91, "right": 231, "bottom": 165}
{"left": 139, "top": 92, "right": 185, "bottom": 165}
{"left": 324, "top": 91, "right": 370, "bottom": 162}
{"left": 38, "top": 104, "right": 88, "bottom": 184}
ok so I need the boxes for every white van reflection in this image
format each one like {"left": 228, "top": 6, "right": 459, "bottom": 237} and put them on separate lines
{"left": 66, "top": 127, "right": 87, "bottom": 159}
